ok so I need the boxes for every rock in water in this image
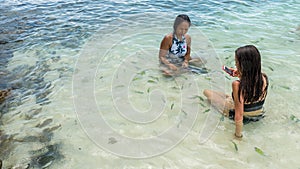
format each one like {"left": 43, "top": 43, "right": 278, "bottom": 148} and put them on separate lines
{"left": 0, "top": 88, "right": 11, "bottom": 103}
{"left": 36, "top": 154, "right": 55, "bottom": 168}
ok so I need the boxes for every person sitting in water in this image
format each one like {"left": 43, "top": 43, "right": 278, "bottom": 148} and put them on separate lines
{"left": 159, "top": 14, "right": 203, "bottom": 76}
{"left": 203, "top": 45, "right": 269, "bottom": 139}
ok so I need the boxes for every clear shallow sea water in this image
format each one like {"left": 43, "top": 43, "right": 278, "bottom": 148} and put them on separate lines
{"left": 0, "top": 0, "right": 300, "bottom": 168}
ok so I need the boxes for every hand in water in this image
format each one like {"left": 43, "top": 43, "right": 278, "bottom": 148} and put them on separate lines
{"left": 182, "top": 61, "right": 188, "bottom": 68}
{"left": 169, "top": 64, "right": 178, "bottom": 71}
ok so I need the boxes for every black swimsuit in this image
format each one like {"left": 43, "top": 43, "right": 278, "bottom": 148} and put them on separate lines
{"left": 229, "top": 74, "right": 268, "bottom": 124}
{"left": 165, "top": 34, "right": 187, "bottom": 65}
{"left": 229, "top": 100, "right": 266, "bottom": 124}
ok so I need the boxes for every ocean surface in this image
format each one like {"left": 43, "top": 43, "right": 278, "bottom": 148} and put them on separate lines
{"left": 0, "top": 0, "right": 299, "bottom": 168}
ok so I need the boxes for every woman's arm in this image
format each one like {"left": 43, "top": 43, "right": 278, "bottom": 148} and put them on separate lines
{"left": 159, "top": 34, "right": 177, "bottom": 70}
{"left": 232, "top": 80, "right": 244, "bottom": 138}
{"left": 182, "top": 34, "right": 191, "bottom": 68}
{"left": 159, "top": 35, "right": 170, "bottom": 64}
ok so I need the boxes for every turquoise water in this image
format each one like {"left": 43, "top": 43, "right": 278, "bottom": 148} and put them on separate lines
{"left": 1, "top": 0, "right": 300, "bottom": 168}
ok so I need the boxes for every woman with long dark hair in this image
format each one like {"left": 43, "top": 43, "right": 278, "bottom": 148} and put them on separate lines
{"left": 203, "top": 45, "right": 268, "bottom": 138}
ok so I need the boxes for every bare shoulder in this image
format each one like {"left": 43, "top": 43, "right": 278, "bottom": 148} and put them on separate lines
{"left": 232, "top": 80, "right": 243, "bottom": 102}
{"left": 164, "top": 33, "right": 173, "bottom": 40}
{"left": 262, "top": 73, "right": 268, "bottom": 80}
{"left": 160, "top": 33, "right": 173, "bottom": 49}
{"left": 232, "top": 80, "right": 240, "bottom": 90}
{"left": 262, "top": 72, "right": 269, "bottom": 88}
{"left": 232, "top": 80, "right": 240, "bottom": 86}
{"left": 185, "top": 34, "right": 191, "bottom": 42}
{"left": 185, "top": 34, "right": 191, "bottom": 39}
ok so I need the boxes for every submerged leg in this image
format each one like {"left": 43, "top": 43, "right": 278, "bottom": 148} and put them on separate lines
{"left": 189, "top": 57, "right": 206, "bottom": 67}
{"left": 203, "top": 89, "right": 233, "bottom": 116}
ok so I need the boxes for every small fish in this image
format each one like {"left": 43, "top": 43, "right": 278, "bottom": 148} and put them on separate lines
{"left": 108, "top": 137, "right": 117, "bottom": 144}
{"left": 147, "top": 80, "right": 156, "bottom": 83}
{"left": 290, "top": 115, "right": 300, "bottom": 123}
{"left": 132, "top": 77, "right": 141, "bottom": 81}
{"left": 290, "top": 115, "right": 296, "bottom": 121}
{"left": 203, "top": 109, "right": 210, "bottom": 114}
{"left": 205, "top": 77, "right": 211, "bottom": 81}
{"left": 171, "top": 86, "right": 180, "bottom": 90}
{"left": 192, "top": 95, "right": 204, "bottom": 101}
{"left": 199, "top": 103, "right": 205, "bottom": 107}
{"left": 181, "top": 109, "right": 187, "bottom": 116}
{"left": 161, "top": 97, "right": 166, "bottom": 103}
{"left": 267, "top": 66, "right": 274, "bottom": 71}
{"left": 223, "top": 45, "right": 233, "bottom": 48}
{"left": 137, "top": 70, "right": 146, "bottom": 75}
{"left": 176, "top": 119, "right": 182, "bottom": 128}
{"left": 220, "top": 115, "right": 225, "bottom": 121}
{"left": 133, "top": 90, "right": 144, "bottom": 94}
{"left": 231, "top": 140, "right": 238, "bottom": 151}
{"left": 147, "top": 88, "right": 150, "bottom": 93}
{"left": 114, "top": 85, "right": 125, "bottom": 88}
{"left": 254, "top": 147, "right": 266, "bottom": 156}
{"left": 149, "top": 76, "right": 159, "bottom": 81}
{"left": 250, "top": 40, "right": 260, "bottom": 44}
{"left": 279, "top": 85, "right": 290, "bottom": 90}
{"left": 171, "top": 103, "right": 174, "bottom": 110}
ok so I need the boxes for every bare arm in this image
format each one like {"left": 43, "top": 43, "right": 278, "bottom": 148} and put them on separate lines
{"left": 232, "top": 80, "right": 244, "bottom": 138}
{"left": 182, "top": 35, "right": 191, "bottom": 68}
{"left": 159, "top": 34, "right": 177, "bottom": 70}
{"left": 185, "top": 34, "right": 191, "bottom": 62}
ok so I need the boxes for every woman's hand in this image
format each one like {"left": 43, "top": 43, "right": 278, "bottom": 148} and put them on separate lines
{"left": 233, "top": 70, "right": 239, "bottom": 77}
{"left": 168, "top": 64, "right": 178, "bottom": 71}
{"left": 229, "top": 68, "right": 239, "bottom": 77}
{"left": 182, "top": 61, "right": 189, "bottom": 68}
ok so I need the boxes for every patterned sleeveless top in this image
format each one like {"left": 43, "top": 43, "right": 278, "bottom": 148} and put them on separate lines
{"left": 166, "top": 34, "right": 187, "bottom": 65}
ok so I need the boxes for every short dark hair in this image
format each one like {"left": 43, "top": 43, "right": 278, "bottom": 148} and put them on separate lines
{"left": 173, "top": 14, "right": 191, "bottom": 32}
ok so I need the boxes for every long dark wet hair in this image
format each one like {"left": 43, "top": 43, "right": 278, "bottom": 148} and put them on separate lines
{"left": 173, "top": 14, "right": 191, "bottom": 33}
{"left": 235, "top": 45, "right": 267, "bottom": 103}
